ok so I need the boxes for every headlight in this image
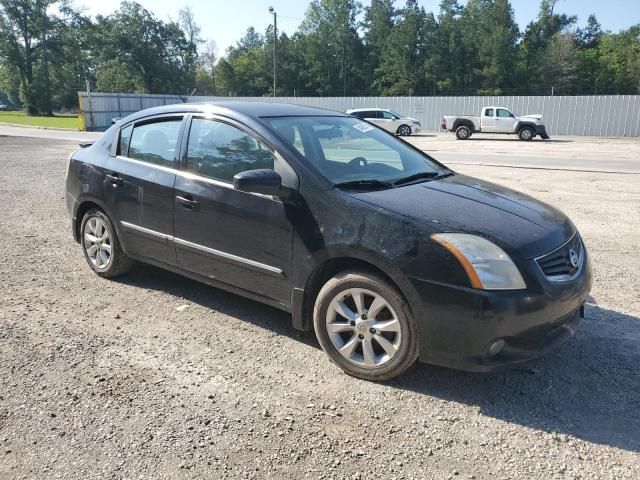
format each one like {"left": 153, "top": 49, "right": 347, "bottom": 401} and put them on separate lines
{"left": 431, "top": 233, "right": 526, "bottom": 290}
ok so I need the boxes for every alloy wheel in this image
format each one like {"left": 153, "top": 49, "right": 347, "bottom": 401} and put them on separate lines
{"left": 83, "top": 217, "right": 112, "bottom": 269}
{"left": 325, "top": 288, "right": 402, "bottom": 368}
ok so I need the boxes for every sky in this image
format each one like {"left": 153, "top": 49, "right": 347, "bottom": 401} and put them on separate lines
{"left": 77, "top": 0, "right": 640, "bottom": 56}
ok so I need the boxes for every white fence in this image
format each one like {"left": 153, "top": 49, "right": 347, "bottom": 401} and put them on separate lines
{"left": 78, "top": 92, "right": 640, "bottom": 137}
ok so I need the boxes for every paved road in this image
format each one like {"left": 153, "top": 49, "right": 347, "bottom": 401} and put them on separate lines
{"left": 407, "top": 134, "right": 640, "bottom": 174}
{"left": 0, "top": 124, "right": 101, "bottom": 142}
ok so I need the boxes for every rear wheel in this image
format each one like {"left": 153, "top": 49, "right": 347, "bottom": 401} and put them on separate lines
{"left": 313, "top": 271, "right": 418, "bottom": 381}
{"left": 81, "top": 209, "right": 133, "bottom": 278}
{"left": 455, "top": 125, "right": 471, "bottom": 140}
{"left": 518, "top": 126, "right": 534, "bottom": 141}
{"left": 397, "top": 125, "right": 412, "bottom": 136}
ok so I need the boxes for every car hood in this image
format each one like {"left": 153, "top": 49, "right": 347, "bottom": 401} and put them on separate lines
{"left": 344, "top": 174, "right": 574, "bottom": 259}
{"left": 402, "top": 117, "right": 420, "bottom": 123}
{"left": 520, "top": 114, "right": 543, "bottom": 121}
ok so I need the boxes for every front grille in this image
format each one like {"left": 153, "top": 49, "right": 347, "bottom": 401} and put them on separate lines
{"left": 536, "top": 233, "right": 584, "bottom": 281}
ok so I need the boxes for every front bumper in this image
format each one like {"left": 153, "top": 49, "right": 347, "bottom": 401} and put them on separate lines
{"left": 535, "top": 124, "right": 550, "bottom": 139}
{"left": 410, "top": 257, "right": 591, "bottom": 372}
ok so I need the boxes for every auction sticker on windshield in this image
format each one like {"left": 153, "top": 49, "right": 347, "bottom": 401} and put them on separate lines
{"left": 353, "top": 122, "right": 375, "bottom": 133}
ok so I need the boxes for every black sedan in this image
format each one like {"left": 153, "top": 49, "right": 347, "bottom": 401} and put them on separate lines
{"left": 65, "top": 102, "right": 592, "bottom": 381}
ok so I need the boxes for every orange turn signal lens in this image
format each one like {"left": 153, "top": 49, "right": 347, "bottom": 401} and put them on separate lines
{"left": 431, "top": 235, "right": 484, "bottom": 289}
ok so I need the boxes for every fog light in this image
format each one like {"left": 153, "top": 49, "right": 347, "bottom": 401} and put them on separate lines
{"left": 488, "top": 339, "right": 505, "bottom": 357}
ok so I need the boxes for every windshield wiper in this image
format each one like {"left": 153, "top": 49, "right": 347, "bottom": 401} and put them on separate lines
{"left": 334, "top": 179, "right": 394, "bottom": 190}
{"left": 392, "top": 171, "right": 452, "bottom": 186}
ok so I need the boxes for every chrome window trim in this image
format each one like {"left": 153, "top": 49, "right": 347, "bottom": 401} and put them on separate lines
{"left": 115, "top": 155, "right": 178, "bottom": 175}
{"left": 119, "top": 221, "right": 283, "bottom": 276}
{"left": 113, "top": 155, "right": 277, "bottom": 201}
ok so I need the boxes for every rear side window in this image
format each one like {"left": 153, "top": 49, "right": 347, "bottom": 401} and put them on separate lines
{"left": 186, "top": 118, "right": 275, "bottom": 183}
{"left": 484, "top": 109, "right": 494, "bottom": 117}
{"left": 128, "top": 118, "right": 183, "bottom": 167}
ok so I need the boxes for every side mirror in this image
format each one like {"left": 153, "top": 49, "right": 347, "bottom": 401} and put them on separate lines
{"left": 233, "top": 169, "right": 289, "bottom": 197}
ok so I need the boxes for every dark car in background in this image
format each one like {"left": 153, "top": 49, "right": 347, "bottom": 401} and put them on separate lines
{"left": 65, "top": 102, "right": 592, "bottom": 381}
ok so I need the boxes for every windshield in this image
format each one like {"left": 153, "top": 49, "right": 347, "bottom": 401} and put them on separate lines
{"left": 265, "top": 116, "right": 447, "bottom": 186}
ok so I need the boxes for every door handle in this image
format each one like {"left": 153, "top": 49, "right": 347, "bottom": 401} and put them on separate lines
{"left": 106, "top": 173, "right": 123, "bottom": 186}
{"left": 176, "top": 195, "right": 199, "bottom": 209}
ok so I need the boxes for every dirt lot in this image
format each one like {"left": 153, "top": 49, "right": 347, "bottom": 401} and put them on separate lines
{"left": 1, "top": 134, "right": 639, "bottom": 479}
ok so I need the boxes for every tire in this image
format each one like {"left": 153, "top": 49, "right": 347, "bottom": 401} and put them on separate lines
{"left": 455, "top": 125, "right": 471, "bottom": 140}
{"left": 397, "top": 125, "right": 412, "bottom": 136}
{"left": 518, "top": 126, "right": 534, "bottom": 141}
{"left": 80, "top": 208, "right": 133, "bottom": 278}
{"left": 313, "top": 270, "right": 418, "bottom": 381}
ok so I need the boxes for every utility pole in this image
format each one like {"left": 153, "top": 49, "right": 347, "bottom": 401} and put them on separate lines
{"left": 269, "top": 6, "right": 277, "bottom": 97}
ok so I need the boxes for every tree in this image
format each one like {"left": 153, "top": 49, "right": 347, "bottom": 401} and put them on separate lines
{"left": 93, "top": 2, "right": 195, "bottom": 94}
{"left": 195, "top": 40, "right": 217, "bottom": 95}
{"left": 178, "top": 5, "right": 201, "bottom": 93}
{"left": 474, "top": 0, "right": 520, "bottom": 94}
{"left": 374, "top": 0, "right": 426, "bottom": 95}
{"left": 299, "top": 0, "right": 366, "bottom": 95}
{"left": 519, "top": 0, "right": 576, "bottom": 92}
{"left": 0, "top": 0, "right": 59, "bottom": 114}
{"left": 542, "top": 32, "right": 577, "bottom": 94}
{"left": 433, "top": 0, "right": 464, "bottom": 94}
{"left": 597, "top": 26, "right": 640, "bottom": 94}
{"left": 576, "top": 14, "right": 602, "bottom": 49}
{"left": 363, "top": 0, "right": 395, "bottom": 90}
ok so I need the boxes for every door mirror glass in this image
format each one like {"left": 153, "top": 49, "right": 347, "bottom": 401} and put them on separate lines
{"left": 234, "top": 169, "right": 286, "bottom": 197}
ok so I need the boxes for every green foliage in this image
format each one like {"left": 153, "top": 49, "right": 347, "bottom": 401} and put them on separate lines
{"left": 1, "top": 0, "right": 640, "bottom": 110}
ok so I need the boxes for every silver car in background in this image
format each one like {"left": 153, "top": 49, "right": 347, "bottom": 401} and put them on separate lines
{"left": 346, "top": 108, "right": 422, "bottom": 136}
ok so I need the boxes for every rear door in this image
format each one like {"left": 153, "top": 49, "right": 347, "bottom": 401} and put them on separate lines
{"left": 495, "top": 108, "right": 518, "bottom": 132}
{"left": 481, "top": 108, "right": 496, "bottom": 131}
{"left": 103, "top": 115, "right": 184, "bottom": 265}
{"left": 172, "top": 116, "right": 295, "bottom": 305}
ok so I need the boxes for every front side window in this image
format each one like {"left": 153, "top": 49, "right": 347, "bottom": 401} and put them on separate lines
{"left": 266, "top": 116, "right": 447, "bottom": 185}
{"left": 497, "top": 109, "right": 513, "bottom": 118}
{"left": 118, "top": 124, "right": 133, "bottom": 155}
{"left": 186, "top": 118, "right": 275, "bottom": 183}
{"left": 128, "top": 118, "right": 183, "bottom": 167}
{"left": 381, "top": 111, "right": 396, "bottom": 120}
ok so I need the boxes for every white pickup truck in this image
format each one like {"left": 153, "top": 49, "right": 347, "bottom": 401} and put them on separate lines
{"left": 441, "top": 106, "right": 550, "bottom": 141}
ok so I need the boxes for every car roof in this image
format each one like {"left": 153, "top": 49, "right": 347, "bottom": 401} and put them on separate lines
{"left": 123, "top": 101, "right": 346, "bottom": 124}
{"left": 346, "top": 108, "right": 390, "bottom": 112}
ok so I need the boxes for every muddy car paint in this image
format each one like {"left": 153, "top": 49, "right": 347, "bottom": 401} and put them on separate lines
{"left": 65, "top": 102, "right": 592, "bottom": 372}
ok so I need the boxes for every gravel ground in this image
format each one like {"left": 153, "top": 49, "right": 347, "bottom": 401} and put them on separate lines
{"left": 1, "top": 135, "right": 639, "bottom": 479}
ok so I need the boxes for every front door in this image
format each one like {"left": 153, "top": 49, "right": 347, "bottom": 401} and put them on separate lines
{"left": 495, "top": 108, "right": 518, "bottom": 133}
{"left": 103, "top": 116, "right": 184, "bottom": 265}
{"left": 173, "top": 116, "right": 294, "bottom": 305}
{"left": 378, "top": 110, "right": 399, "bottom": 133}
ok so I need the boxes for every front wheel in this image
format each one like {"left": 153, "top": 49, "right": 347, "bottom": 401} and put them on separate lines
{"left": 81, "top": 209, "right": 133, "bottom": 278}
{"left": 397, "top": 125, "right": 412, "bottom": 136}
{"left": 518, "top": 126, "right": 535, "bottom": 141}
{"left": 313, "top": 271, "right": 418, "bottom": 381}
{"left": 455, "top": 125, "right": 471, "bottom": 140}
